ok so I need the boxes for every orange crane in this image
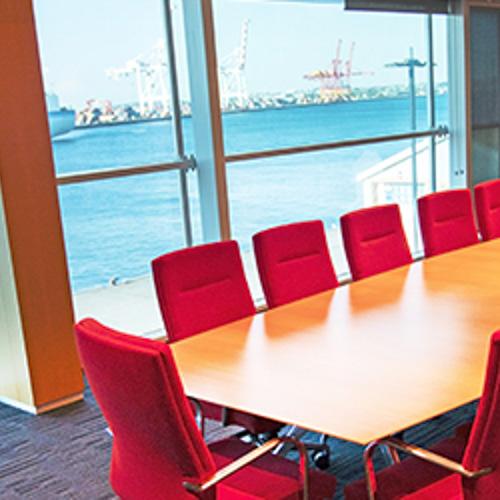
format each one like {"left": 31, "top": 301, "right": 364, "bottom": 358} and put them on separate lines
{"left": 305, "top": 40, "right": 368, "bottom": 102}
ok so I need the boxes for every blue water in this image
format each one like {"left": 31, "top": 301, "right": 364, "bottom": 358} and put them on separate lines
{"left": 54, "top": 95, "right": 448, "bottom": 291}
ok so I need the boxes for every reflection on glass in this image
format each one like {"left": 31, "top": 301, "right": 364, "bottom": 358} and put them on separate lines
{"left": 215, "top": 1, "right": 450, "bottom": 294}
{"left": 228, "top": 137, "right": 450, "bottom": 291}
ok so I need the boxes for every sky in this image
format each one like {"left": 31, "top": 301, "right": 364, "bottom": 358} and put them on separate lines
{"left": 33, "top": 0, "right": 448, "bottom": 109}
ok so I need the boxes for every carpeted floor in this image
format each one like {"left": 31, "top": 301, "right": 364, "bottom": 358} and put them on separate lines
{"left": 0, "top": 382, "right": 477, "bottom": 499}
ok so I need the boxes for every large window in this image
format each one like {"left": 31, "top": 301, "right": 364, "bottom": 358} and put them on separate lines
{"left": 34, "top": 0, "right": 199, "bottom": 298}
{"left": 213, "top": 2, "right": 449, "bottom": 146}
{"left": 34, "top": 0, "right": 190, "bottom": 167}
{"left": 213, "top": 1, "right": 450, "bottom": 282}
{"left": 32, "top": 0, "right": 454, "bottom": 331}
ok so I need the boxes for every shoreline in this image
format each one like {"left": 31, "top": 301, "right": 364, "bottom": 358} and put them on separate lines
{"left": 74, "top": 93, "right": 442, "bottom": 131}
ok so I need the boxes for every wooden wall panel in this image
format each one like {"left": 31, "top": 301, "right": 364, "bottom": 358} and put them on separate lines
{"left": 0, "top": 0, "right": 83, "bottom": 412}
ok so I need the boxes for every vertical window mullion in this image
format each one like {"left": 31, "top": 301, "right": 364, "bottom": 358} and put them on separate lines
{"left": 427, "top": 13, "right": 438, "bottom": 193}
{"left": 162, "top": 0, "right": 194, "bottom": 247}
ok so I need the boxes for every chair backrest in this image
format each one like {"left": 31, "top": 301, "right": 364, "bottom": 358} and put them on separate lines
{"left": 252, "top": 220, "right": 338, "bottom": 308}
{"left": 462, "top": 331, "right": 500, "bottom": 497}
{"left": 75, "top": 319, "right": 215, "bottom": 500}
{"left": 340, "top": 204, "right": 412, "bottom": 280}
{"left": 152, "top": 240, "right": 256, "bottom": 342}
{"left": 418, "top": 189, "right": 478, "bottom": 258}
{"left": 474, "top": 179, "right": 500, "bottom": 241}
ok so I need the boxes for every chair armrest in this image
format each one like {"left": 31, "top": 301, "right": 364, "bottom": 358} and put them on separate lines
{"left": 183, "top": 437, "right": 310, "bottom": 499}
{"left": 363, "top": 438, "right": 492, "bottom": 500}
{"left": 382, "top": 438, "right": 491, "bottom": 478}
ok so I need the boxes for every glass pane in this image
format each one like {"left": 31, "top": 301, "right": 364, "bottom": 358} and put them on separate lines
{"left": 213, "top": 1, "right": 448, "bottom": 154}
{"left": 59, "top": 172, "right": 186, "bottom": 292}
{"left": 433, "top": 15, "right": 449, "bottom": 126}
{"left": 33, "top": 1, "right": 196, "bottom": 333}
{"left": 227, "top": 137, "right": 448, "bottom": 296}
{"left": 33, "top": 0, "right": 194, "bottom": 173}
{"left": 51, "top": 121, "right": 194, "bottom": 176}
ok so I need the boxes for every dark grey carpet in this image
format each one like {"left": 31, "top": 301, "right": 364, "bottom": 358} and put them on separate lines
{"left": 0, "top": 382, "right": 477, "bottom": 499}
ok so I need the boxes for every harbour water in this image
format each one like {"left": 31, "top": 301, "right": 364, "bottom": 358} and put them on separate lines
{"left": 54, "top": 95, "right": 448, "bottom": 291}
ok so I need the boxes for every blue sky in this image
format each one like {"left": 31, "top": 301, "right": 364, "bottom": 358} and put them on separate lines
{"left": 33, "top": 0, "right": 448, "bottom": 108}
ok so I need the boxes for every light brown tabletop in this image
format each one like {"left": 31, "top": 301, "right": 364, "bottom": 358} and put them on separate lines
{"left": 171, "top": 239, "right": 500, "bottom": 445}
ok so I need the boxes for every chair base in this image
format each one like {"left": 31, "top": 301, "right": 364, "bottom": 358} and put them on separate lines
{"left": 276, "top": 426, "right": 331, "bottom": 470}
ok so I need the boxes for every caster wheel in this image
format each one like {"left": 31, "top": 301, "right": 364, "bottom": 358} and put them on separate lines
{"left": 312, "top": 450, "right": 330, "bottom": 470}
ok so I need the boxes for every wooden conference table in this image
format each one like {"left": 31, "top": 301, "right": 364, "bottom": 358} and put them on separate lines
{"left": 172, "top": 239, "right": 500, "bottom": 446}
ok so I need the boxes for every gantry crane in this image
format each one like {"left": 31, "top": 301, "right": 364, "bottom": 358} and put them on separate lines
{"left": 107, "top": 19, "right": 250, "bottom": 114}
{"left": 219, "top": 19, "right": 250, "bottom": 110}
{"left": 107, "top": 39, "right": 169, "bottom": 117}
{"left": 305, "top": 40, "right": 368, "bottom": 102}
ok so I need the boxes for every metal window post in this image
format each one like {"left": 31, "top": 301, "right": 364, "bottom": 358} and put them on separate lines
{"left": 427, "top": 14, "right": 438, "bottom": 192}
{"left": 182, "top": 0, "right": 231, "bottom": 243}
{"left": 162, "top": 0, "right": 193, "bottom": 247}
{"left": 447, "top": 0, "right": 469, "bottom": 188}
{"left": 386, "top": 49, "right": 426, "bottom": 250}
{"left": 408, "top": 47, "right": 420, "bottom": 248}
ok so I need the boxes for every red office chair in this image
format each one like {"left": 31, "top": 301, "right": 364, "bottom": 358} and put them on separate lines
{"left": 340, "top": 204, "right": 412, "bottom": 281}
{"left": 152, "top": 240, "right": 282, "bottom": 437}
{"left": 345, "top": 330, "right": 500, "bottom": 500}
{"left": 74, "top": 319, "right": 337, "bottom": 499}
{"left": 418, "top": 189, "right": 479, "bottom": 258}
{"left": 252, "top": 220, "right": 337, "bottom": 469}
{"left": 252, "top": 220, "right": 338, "bottom": 308}
{"left": 474, "top": 179, "right": 500, "bottom": 241}
{"left": 400, "top": 475, "right": 463, "bottom": 499}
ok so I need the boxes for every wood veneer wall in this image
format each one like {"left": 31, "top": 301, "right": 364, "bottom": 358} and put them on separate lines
{"left": 0, "top": 0, "right": 83, "bottom": 413}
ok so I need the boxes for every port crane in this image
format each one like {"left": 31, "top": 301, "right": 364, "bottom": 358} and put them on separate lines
{"left": 107, "top": 39, "right": 169, "bottom": 117}
{"left": 107, "top": 18, "right": 250, "bottom": 114}
{"left": 219, "top": 19, "right": 250, "bottom": 110}
{"left": 304, "top": 40, "right": 368, "bottom": 101}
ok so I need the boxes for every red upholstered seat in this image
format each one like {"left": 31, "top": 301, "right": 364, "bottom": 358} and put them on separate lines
{"left": 474, "top": 179, "right": 500, "bottom": 241}
{"left": 152, "top": 240, "right": 282, "bottom": 436}
{"left": 75, "top": 319, "right": 337, "bottom": 499}
{"left": 210, "top": 438, "right": 337, "bottom": 499}
{"left": 345, "top": 330, "right": 500, "bottom": 499}
{"left": 401, "top": 475, "right": 463, "bottom": 499}
{"left": 417, "top": 189, "right": 479, "bottom": 258}
{"left": 252, "top": 220, "right": 338, "bottom": 308}
{"left": 455, "top": 422, "right": 473, "bottom": 440}
{"left": 344, "top": 436, "right": 467, "bottom": 500}
{"left": 340, "top": 204, "right": 412, "bottom": 280}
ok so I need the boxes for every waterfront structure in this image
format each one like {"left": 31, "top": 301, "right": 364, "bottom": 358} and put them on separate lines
{"left": 219, "top": 19, "right": 250, "bottom": 110}
{"left": 107, "top": 39, "right": 170, "bottom": 117}
{"left": 104, "top": 18, "right": 251, "bottom": 117}
{"left": 358, "top": 136, "right": 449, "bottom": 250}
{"left": 304, "top": 39, "right": 360, "bottom": 101}
{"left": 45, "top": 92, "right": 75, "bottom": 137}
